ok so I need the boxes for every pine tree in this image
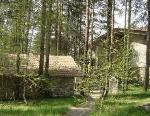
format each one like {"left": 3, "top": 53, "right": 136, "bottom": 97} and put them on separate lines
{"left": 144, "top": 0, "right": 150, "bottom": 91}
{"left": 45, "top": 0, "right": 52, "bottom": 77}
{"left": 39, "top": 0, "right": 46, "bottom": 75}
{"left": 84, "top": 0, "right": 90, "bottom": 73}
{"left": 104, "top": 0, "right": 113, "bottom": 97}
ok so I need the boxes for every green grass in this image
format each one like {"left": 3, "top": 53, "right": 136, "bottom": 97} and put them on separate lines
{"left": 0, "top": 97, "right": 82, "bottom": 116}
{"left": 90, "top": 86, "right": 150, "bottom": 116}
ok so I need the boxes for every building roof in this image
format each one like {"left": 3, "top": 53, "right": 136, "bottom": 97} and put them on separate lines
{"left": 1, "top": 54, "right": 82, "bottom": 77}
{"left": 92, "top": 28, "right": 148, "bottom": 68}
{"left": 92, "top": 28, "right": 147, "bottom": 49}
{"left": 114, "top": 28, "right": 147, "bottom": 35}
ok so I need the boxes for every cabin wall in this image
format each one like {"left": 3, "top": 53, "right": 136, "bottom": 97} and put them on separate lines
{"left": 50, "top": 77, "right": 75, "bottom": 97}
{"left": 0, "top": 75, "right": 75, "bottom": 100}
{"left": 0, "top": 75, "right": 38, "bottom": 100}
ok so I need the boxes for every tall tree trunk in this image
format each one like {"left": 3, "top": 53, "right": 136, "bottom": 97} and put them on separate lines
{"left": 25, "top": 0, "right": 32, "bottom": 54}
{"left": 112, "top": 0, "right": 115, "bottom": 39}
{"left": 123, "top": 0, "right": 127, "bottom": 46}
{"left": 84, "top": 0, "right": 90, "bottom": 73}
{"left": 59, "top": 0, "right": 63, "bottom": 55}
{"left": 67, "top": 0, "right": 70, "bottom": 55}
{"left": 104, "top": 0, "right": 113, "bottom": 97}
{"left": 107, "top": 0, "right": 113, "bottom": 64}
{"left": 144, "top": 0, "right": 150, "bottom": 91}
{"left": 12, "top": 0, "right": 25, "bottom": 99}
{"left": 56, "top": 0, "right": 62, "bottom": 56}
{"left": 90, "top": 0, "right": 95, "bottom": 68}
{"left": 14, "top": 0, "right": 24, "bottom": 74}
{"left": 73, "top": 0, "right": 78, "bottom": 60}
{"left": 128, "top": 0, "right": 131, "bottom": 36}
{"left": 78, "top": 1, "right": 83, "bottom": 60}
{"left": 122, "top": 0, "right": 127, "bottom": 92}
{"left": 39, "top": 0, "right": 46, "bottom": 75}
{"left": 45, "top": 1, "right": 52, "bottom": 77}
{"left": 55, "top": 0, "right": 58, "bottom": 55}
{"left": 25, "top": 0, "right": 32, "bottom": 74}
{"left": 125, "top": 0, "right": 132, "bottom": 91}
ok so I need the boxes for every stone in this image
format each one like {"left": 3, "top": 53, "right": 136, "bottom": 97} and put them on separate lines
{"left": 138, "top": 104, "right": 150, "bottom": 111}
{"left": 109, "top": 76, "right": 118, "bottom": 94}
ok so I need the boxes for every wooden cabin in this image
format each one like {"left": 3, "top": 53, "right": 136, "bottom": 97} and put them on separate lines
{"left": 0, "top": 54, "right": 82, "bottom": 99}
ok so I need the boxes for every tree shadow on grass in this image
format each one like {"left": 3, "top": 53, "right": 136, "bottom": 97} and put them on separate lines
{"left": 101, "top": 100, "right": 150, "bottom": 116}
{"left": 0, "top": 98, "right": 78, "bottom": 116}
{"left": 107, "top": 106, "right": 150, "bottom": 116}
{"left": 112, "top": 92, "right": 150, "bottom": 100}
{"left": 0, "top": 107, "right": 67, "bottom": 116}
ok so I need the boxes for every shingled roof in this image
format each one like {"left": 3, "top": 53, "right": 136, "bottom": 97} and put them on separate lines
{"left": 1, "top": 54, "right": 82, "bottom": 77}
{"left": 92, "top": 28, "right": 147, "bottom": 50}
{"left": 48, "top": 56, "right": 81, "bottom": 77}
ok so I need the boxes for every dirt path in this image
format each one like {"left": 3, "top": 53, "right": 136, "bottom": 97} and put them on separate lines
{"left": 65, "top": 97, "right": 95, "bottom": 116}
{"left": 65, "top": 91, "right": 101, "bottom": 116}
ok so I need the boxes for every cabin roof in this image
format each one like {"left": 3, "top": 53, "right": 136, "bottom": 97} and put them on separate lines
{"left": 1, "top": 54, "right": 82, "bottom": 77}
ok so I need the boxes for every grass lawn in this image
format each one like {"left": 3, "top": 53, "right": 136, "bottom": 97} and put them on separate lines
{"left": 0, "top": 97, "right": 82, "bottom": 116}
{"left": 90, "top": 86, "right": 150, "bottom": 116}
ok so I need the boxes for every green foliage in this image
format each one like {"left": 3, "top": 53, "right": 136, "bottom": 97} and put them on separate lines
{"left": 111, "top": 48, "right": 135, "bottom": 80}
{"left": 78, "top": 64, "right": 110, "bottom": 95}
{"left": 19, "top": 75, "right": 56, "bottom": 98}
{"left": 78, "top": 39, "right": 137, "bottom": 96}
{"left": 31, "top": 34, "right": 40, "bottom": 54}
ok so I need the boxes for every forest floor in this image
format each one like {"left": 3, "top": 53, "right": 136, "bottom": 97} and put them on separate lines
{"left": 90, "top": 86, "right": 150, "bottom": 116}
{"left": 0, "top": 97, "right": 82, "bottom": 116}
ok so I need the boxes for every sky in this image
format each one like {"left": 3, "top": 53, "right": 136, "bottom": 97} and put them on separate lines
{"left": 115, "top": 0, "right": 147, "bottom": 29}
{"left": 94, "top": 0, "right": 147, "bottom": 37}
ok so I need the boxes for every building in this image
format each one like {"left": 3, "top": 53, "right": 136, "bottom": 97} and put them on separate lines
{"left": 0, "top": 54, "right": 82, "bottom": 99}
{"left": 92, "top": 28, "right": 147, "bottom": 82}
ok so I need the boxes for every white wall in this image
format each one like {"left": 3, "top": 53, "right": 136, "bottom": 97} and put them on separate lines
{"left": 131, "top": 42, "right": 146, "bottom": 67}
